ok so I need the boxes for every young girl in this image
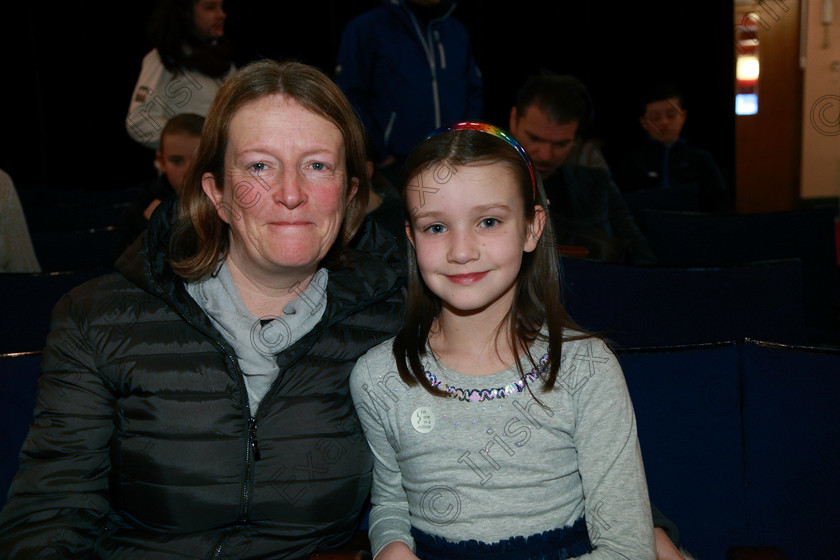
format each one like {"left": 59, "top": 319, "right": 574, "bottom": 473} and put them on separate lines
{"left": 350, "top": 122, "right": 655, "bottom": 560}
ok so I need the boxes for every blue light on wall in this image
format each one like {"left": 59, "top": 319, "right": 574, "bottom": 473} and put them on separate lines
{"left": 736, "top": 93, "right": 758, "bottom": 115}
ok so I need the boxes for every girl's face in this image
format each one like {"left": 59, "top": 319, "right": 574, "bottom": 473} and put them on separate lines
{"left": 405, "top": 161, "right": 545, "bottom": 320}
{"left": 194, "top": 0, "right": 226, "bottom": 39}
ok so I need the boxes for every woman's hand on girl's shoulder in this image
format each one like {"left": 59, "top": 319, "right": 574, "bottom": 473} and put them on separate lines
{"left": 375, "top": 541, "right": 419, "bottom": 560}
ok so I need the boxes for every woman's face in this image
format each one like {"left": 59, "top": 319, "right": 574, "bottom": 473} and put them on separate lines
{"left": 202, "top": 94, "right": 358, "bottom": 283}
{"left": 193, "top": 0, "right": 226, "bottom": 39}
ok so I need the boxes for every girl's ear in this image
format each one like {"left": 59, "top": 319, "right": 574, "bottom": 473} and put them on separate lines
{"left": 524, "top": 205, "right": 546, "bottom": 253}
{"left": 405, "top": 220, "right": 416, "bottom": 248}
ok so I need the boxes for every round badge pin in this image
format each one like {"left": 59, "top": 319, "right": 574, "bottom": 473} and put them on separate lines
{"left": 411, "top": 406, "right": 435, "bottom": 434}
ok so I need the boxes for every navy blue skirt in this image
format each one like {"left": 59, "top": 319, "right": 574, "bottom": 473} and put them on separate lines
{"left": 411, "top": 517, "right": 592, "bottom": 560}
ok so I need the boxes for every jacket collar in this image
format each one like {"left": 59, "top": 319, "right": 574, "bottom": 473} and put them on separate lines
{"left": 386, "top": 0, "right": 456, "bottom": 22}
{"left": 115, "top": 198, "right": 405, "bottom": 338}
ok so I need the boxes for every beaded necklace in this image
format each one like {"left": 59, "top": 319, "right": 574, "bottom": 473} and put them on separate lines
{"left": 423, "top": 352, "right": 549, "bottom": 403}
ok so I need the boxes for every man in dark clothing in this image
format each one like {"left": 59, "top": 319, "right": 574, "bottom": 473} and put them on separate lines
{"left": 615, "top": 83, "right": 730, "bottom": 214}
{"left": 508, "top": 71, "right": 657, "bottom": 265}
{"left": 334, "top": 0, "right": 483, "bottom": 186}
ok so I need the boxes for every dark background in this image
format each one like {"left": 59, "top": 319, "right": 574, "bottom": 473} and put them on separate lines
{"left": 0, "top": 2, "right": 735, "bottom": 195}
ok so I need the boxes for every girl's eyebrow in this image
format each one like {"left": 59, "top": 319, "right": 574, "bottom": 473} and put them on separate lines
{"left": 411, "top": 203, "right": 513, "bottom": 221}
{"left": 410, "top": 209, "right": 443, "bottom": 221}
{"left": 473, "top": 203, "right": 513, "bottom": 213}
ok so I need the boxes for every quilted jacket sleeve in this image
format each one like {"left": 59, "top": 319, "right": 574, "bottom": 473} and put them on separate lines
{"left": 0, "top": 291, "right": 115, "bottom": 559}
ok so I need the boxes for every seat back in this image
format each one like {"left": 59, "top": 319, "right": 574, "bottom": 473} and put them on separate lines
{"left": 31, "top": 227, "right": 124, "bottom": 273}
{"left": 618, "top": 343, "right": 746, "bottom": 560}
{"left": 639, "top": 209, "right": 839, "bottom": 342}
{"left": 741, "top": 341, "right": 840, "bottom": 558}
{"left": 25, "top": 201, "right": 137, "bottom": 233}
{"left": 20, "top": 186, "right": 146, "bottom": 225}
{"left": 623, "top": 184, "right": 702, "bottom": 217}
{"left": 0, "top": 351, "right": 41, "bottom": 511}
{"left": 561, "top": 257, "right": 807, "bottom": 348}
{"left": 0, "top": 269, "right": 108, "bottom": 353}
{"left": 618, "top": 340, "right": 840, "bottom": 560}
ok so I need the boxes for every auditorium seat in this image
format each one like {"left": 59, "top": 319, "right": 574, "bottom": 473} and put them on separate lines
{"left": 21, "top": 186, "right": 146, "bottom": 231}
{"left": 0, "top": 268, "right": 108, "bottom": 353}
{"left": 619, "top": 342, "right": 744, "bottom": 560}
{"left": 618, "top": 340, "right": 840, "bottom": 560}
{"left": 740, "top": 341, "right": 840, "bottom": 558}
{"left": 31, "top": 227, "right": 124, "bottom": 272}
{"left": 561, "top": 257, "right": 807, "bottom": 348}
{"left": 639, "top": 208, "right": 839, "bottom": 344}
{"left": 25, "top": 201, "right": 135, "bottom": 233}
{"left": 0, "top": 351, "right": 41, "bottom": 511}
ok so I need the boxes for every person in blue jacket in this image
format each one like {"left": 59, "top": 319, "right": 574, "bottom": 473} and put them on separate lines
{"left": 335, "top": 0, "right": 484, "bottom": 185}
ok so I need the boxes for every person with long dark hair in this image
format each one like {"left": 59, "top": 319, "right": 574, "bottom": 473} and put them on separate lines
{"left": 350, "top": 122, "right": 655, "bottom": 559}
{"left": 126, "top": 0, "right": 235, "bottom": 150}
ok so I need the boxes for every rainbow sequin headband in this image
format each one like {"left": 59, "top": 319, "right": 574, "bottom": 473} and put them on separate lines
{"left": 425, "top": 121, "right": 537, "bottom": 196}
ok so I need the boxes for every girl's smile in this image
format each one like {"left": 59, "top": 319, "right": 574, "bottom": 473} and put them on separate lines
{"left": 445, "top": 271, "right": 489, "bottom": 284}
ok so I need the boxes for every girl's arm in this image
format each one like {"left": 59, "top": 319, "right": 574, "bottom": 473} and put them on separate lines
{"left": 349, "top": 353, "right": 417, "bottom": 560}
{"left": 571, "top": 339, "right": 656, "bottom": 560}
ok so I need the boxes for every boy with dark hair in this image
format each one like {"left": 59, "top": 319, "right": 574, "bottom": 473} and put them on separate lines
{"left": 616, "top": 83, "right": 730, "bottom": 213}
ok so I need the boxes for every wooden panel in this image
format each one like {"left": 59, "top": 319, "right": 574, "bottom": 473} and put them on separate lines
{"left": 735, "top": 0, "right": 803, "bottom": 213}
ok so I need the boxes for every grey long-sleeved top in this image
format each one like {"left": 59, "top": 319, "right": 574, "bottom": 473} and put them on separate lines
{"left": 350, "top": 334, "right": 655, "bottom": 560}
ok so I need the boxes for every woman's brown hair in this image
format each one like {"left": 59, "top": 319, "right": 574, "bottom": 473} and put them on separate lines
{"left": 168, "top": 59, "right": 370, "bottom": 281}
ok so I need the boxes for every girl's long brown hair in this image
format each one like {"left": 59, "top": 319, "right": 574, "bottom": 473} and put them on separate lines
{"left": 393, "top": 129, "right": 590, "bottom": 396}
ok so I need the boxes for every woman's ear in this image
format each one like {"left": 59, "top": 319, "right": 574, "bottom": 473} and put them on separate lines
{"left": 524, "top": 205, "right": 547, "bottom": 253}
{"left": 347, "top": 176, "right": 359, "bottom": 203}
{"left": 201, "top": 172, "right": 229, "bottom": 223}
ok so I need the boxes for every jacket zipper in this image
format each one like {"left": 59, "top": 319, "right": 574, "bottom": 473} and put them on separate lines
{"left": 406, "top": 9, "right": 440, "bottom": 128}
{"left": 151, "top": 272, "right": 402, "bottom": 559}
{"left": 210, "top": 533, "right": 226, "bottom": 560}
{"left": 249, "top": 417, "right": 261, "bottom": 461}
{"left": 403, "top": 2, "right": 456, "bottom": 128}
{"left": 152, "top": 278, "right": 257, "bottom": 560}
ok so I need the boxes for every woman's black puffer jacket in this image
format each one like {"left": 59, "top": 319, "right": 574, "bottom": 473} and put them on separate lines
{"left": 0, "top": 204, "right": 405, "bottom": 560}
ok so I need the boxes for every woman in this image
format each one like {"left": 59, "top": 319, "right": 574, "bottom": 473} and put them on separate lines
{"left": 0, "top": 60, "right": 404, "bottom": 559}
{"left": 126, "top": 0, "right": 235, "bottom": 150}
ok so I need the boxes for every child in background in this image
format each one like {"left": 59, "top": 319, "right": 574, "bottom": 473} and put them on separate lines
{"left": 116, "top": 113, "right": 204, "bottom": 252}
{"left": 350, "top": 122, "right": 655, "bottom": 560}
{"left": 614, "top": 83, "right": 730, "bottom": 214}
{"left": 145, "top": 112, "right": 204, "bottom": 218}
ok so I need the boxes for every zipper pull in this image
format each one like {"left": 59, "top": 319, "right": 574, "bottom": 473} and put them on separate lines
{"left": 249, "top": 418, "right": 261, "bottom": 461}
